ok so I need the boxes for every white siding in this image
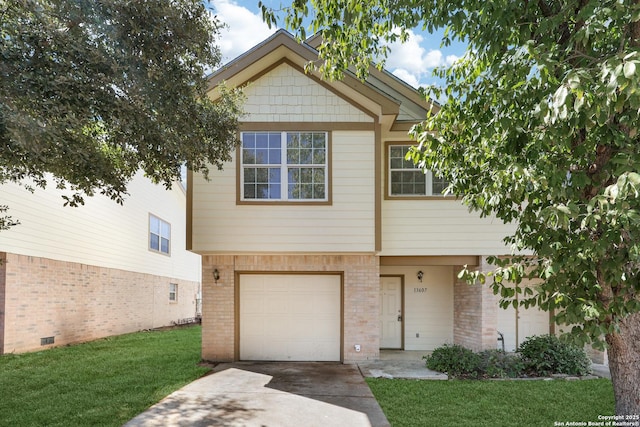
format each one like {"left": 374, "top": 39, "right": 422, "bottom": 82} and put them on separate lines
{"left": 192, "top": 130, "right": 376, "bottom": 253}
{"left": 381, "top": 265, "right": 454, "bottom": 351}
{"left": 0, "top": 173, "right": 200, "bottom": 282}
{"left": 381, "top": 199, "right": 517, "bottom": 256}
{"left": 242, "top": 63, "right": 373, "bottom": 123}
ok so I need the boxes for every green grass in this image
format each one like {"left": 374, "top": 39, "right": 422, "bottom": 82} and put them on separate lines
{"left": 0, "top": 328, "right": 616, "bottom": 427}
{"left": 0, "top": 325, "right": 209, "bottom": 427}
{"left": 367, "top": 377, "right": 615, "bottom": 427}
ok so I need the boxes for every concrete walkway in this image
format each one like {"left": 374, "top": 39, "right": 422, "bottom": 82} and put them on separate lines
{"left": 124, "top": 352, "right": 611, "bottom": 427}
{"left": 358, "top": 350, "right": 446, "bottom": 380}
{"left": 124, "top": 362, "right": 390, "bottom": 427}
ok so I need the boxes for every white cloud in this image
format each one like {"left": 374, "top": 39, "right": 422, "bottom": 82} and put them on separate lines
{"left": 205, "top": 3, "right": 463, "bottom": 91}
{"left": 210, "top": 0, "right": 277, "bottom": 64}
{"left": 384, "top": 29, "right": 458, "bottom": 88}
{"left": 445, "top": 54, "right": 460, "bottom": 66}
{"left": 391, "top": 68, "right": 420, "bottom": 88}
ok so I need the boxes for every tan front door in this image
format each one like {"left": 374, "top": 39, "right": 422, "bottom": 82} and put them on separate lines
{"left": 380, "top": 276, "right": 402, "bottom": 349}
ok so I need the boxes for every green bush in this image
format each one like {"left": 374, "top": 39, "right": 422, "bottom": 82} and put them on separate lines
{"left": 477, "top": 349, "right": 524, "bottom": 378}
{"left": 518, "top": 334, "right": 592, "bottom": 377}
{"left": 424, "top": 344, "right": 481, "bottom": 378}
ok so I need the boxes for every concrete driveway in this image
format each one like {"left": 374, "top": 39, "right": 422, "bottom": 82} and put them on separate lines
{"left": 123, "top": 362, "right": 389, "bottom": 427}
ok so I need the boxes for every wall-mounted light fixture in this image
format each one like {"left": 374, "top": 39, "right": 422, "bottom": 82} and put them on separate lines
{"left": 417, "top": 270, "right": 424, "bottom": 282}
{"left": 213, "top": 268, "right": 220, "bottom": 283}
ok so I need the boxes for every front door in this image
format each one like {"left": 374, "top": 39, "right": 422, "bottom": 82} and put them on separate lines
{"left": 380, "top": 276, "right": 402, "bottom": 349}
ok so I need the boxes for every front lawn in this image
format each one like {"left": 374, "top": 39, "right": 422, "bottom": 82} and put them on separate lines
{"left": 0, "top": 325, "right": 209, "bottom": 427}
{"left": 367, "top": 377, "right": 615, "bottom": 427}
{"left": 0, "top": 325, "right": 616, "bottom": 427}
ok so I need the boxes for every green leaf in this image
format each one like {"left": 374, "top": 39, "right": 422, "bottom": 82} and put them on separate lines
{"left": 1, "top": 0, "right": 242, "bottom": 212}
{"left": 624, "top": 62, "right": 636, "bottom": 79}
{"left": 553, "top": 86, "right": 569, "bottom": 108}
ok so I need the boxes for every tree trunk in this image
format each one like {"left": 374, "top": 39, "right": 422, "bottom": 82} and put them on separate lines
{"left": 605, "top": 311, "right": 640, "bottom": 415}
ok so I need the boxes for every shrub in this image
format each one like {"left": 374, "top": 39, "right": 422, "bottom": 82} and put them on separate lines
{"left": 424, "top": 344, "right": 481, "bottom": 378}
{"left": 518, "top": 334, "right": 592, "bottom": 377}
{"left": 477, "top": 349, "right": 524, "bottom": 378}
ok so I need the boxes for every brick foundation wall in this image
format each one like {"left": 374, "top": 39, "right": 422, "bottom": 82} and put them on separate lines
{"left": 201, "top": 254, "right": 380, "bottom": 363}
{"left": 1, "top": 253, "right": 200, "bottom": 354}
{"left": 0, "top": 252, "right": 6, "bottom": 353}
{"left": 453, "top": 258, "right": 499, "bottom": 351}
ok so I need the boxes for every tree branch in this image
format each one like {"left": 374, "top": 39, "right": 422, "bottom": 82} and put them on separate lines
{"left": 631, "top": 0, "right": 640, "bottom": 47}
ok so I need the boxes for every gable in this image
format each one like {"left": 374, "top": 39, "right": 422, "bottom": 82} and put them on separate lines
{"left": 242, "top": 62, "right": 374, "bottom": 123}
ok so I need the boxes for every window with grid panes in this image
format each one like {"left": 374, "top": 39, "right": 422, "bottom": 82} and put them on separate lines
{"left": 241, "top": 132, "right": 328, "bottom": 201}
{"left": 149, "top": 214, "right": 171, "bottom": 255}
{"left": 389, "top": 144, "right": 449, "bottom": 196}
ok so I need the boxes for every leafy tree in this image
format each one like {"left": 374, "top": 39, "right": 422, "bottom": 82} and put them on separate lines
{"left": 1, "top": 0, "right": 241, "bottom": 211}
{"left": 0, "top": 205, "right": 19, "bottom": 230}
{"left": 262, "top": 0, "right": 640, "bottom": 415}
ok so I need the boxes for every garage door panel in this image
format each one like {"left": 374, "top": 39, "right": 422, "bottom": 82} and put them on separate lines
{"left": 314, "top": 319, "right": 341, "bottom": 336}
{"left": 266, "top": 298, "right": 290, "bottom": 314}
{"left": 288, "top": 294, "right": 315, "bottom": 313}
{"left": 241, "top": 295, "right": 264, "bottom": 314}
{"left": 239, "top": 274, "right": 341, "bottom": 361}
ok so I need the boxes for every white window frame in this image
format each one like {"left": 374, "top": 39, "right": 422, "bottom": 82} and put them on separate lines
{"left": 169, "top": 283, "right": 178, "bottom": 302}
{"left": 388, "top": 144, "right": 448, "bottom": 197}
{"left": 149, "top": 214, "right": 171, "bottom": 255}
{"left": 240, "top": 131, "right": 328, "bottom": 202}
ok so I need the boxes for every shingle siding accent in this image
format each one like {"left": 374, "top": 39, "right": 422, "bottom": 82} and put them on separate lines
{"left": 242, "top": 64, "right": 373, "bottom": 123}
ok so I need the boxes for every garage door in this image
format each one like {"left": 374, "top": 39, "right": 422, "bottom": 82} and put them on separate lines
{"left": 239, "top": 274, "right": 341, "bottom": 361}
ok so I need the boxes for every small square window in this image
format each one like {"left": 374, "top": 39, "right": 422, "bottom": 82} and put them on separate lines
{"left": 388, "top": 144, "right": 449, "bottom": 197}
{"left": 169, "top": 283, "right": 178, "bottom": 302}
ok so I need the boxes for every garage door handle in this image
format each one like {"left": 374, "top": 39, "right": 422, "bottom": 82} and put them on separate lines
{"left": 397, "top": 315, "right": 402, "bottom": 322}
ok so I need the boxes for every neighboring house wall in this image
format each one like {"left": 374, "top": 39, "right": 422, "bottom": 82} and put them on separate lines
{"left": 0, "top": 252, "right": 5, "bottom": 352}
{"left": 0, "top": 174, "right": 201, "bottom": 354}
{"left": 1, "top": 253, "right": 199, "bottom": 353}
{"left": 0, "top": 174, "right": 199, "bottom": 280}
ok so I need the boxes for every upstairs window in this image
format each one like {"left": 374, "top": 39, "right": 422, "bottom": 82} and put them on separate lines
{"left": 241, "top": 132, "right": 328, "bottom": 202}
{"left": 388, "top": 144, "right": 449, "bottom": 197}
{"left": 149, "top": 214, "right": 171, "bottom": 255}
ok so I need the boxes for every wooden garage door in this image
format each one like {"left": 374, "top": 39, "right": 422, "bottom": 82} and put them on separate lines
{"left": 239, "top": 274, "right": 341, "bottom": 361}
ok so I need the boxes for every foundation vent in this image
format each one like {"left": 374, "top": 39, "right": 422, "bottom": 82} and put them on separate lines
{"left": 40, "top": 336, "right": 54, "bottom": 346}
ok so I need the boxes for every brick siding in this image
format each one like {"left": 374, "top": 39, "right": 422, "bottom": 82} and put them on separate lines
{"left": 201, "top": 254, "right": 380, "bottom": 363}
{"left": 1, "top": 252, "right": 200, "bottom": 354}
{"left": 453, "top": 257, "right": 500, "bottom": 351}
{"left": 0, "top": 252, "right": 6, "bottom": 352}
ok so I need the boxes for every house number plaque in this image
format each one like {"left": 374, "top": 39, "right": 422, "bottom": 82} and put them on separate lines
{"left": 413, "top": 287, "right": 427, "bottom": 293}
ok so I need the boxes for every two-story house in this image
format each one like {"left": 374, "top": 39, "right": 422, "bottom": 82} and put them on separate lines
{"left": 190, "top": 30, "right": 551, "bottom": 363}
{"left": 0, "top": 172, "right": 201, "bottom": 354}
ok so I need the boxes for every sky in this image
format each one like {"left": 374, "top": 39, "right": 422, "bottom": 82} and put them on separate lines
{"left": 207, "top": 0, "right": 467, "bottom": 90}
